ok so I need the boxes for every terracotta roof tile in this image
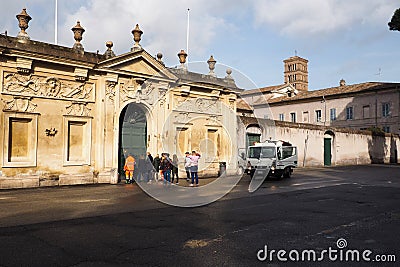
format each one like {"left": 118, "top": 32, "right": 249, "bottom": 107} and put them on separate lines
{"left": 0, "top": 35, "right": 101, "bottom": 64}
{"left": 262, "top": 82, "right": 400, "bottom": 104}
{"left": 236, "top": 99, "right": 253, "bottom": 111}
{"left": 241, "top": 84, "right": 286, "bottom": 95}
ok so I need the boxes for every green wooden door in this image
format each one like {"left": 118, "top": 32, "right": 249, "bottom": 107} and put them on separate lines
{"left": 324, "top": 138, "right": 331, "bottom": 166}
{"left": 119, "top": 104, "right": 147, "bottom": 173}
{"left": 246, "top": 133, "right": 261, "bottom": 149}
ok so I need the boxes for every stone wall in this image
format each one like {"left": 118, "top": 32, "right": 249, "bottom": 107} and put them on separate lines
{"left": 238, "top": 117, "right": 400, "bottom": 167}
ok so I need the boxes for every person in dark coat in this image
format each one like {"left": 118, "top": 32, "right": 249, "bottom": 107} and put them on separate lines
{"left": 160, "top": 153, "right": 172, "bottom": 184}
{"left": 136, "top": 154, "right": 146, "bottom": 182}
{"left": 184, "top": 152, "right": 191, "bottom": 182}
{"left": 171, "top": 154, "right": 179, "bottom": 184}
{"left": 145, "top": 155, "right": 154, "bottom": 183}
{"left": 147, "top": 152, "right": 154, "bottom": 163}
{"left": 153, "top": 154, "right": 161, "bottom": 181}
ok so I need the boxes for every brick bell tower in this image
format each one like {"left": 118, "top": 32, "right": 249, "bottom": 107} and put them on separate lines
{"left": 283, "top": 55, "right": 309, "bottom": 91}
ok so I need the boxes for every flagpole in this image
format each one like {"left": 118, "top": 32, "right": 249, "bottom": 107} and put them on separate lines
{"left": 55, "top": 0, "right": 58, "bottom": 44}
{"left": 186, "top": 8, "right": 190, "bottom": 63}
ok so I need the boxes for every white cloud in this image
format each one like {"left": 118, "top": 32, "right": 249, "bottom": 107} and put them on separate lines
{"left": 2, "top": 0, "right": 397, "bottom": 52}
{"left": 252, "top": 0, "right": 398, "bottom": 37}
{"left": 2, "top": 0, "right": 398, "bottom": 89}
{"left": 57, "top": 0, "right": 239, "bottom": 65}
{"left": 0, "top": 0, "right": 89, "bottom": 43}
{"left": 0, "top": 0, "right": 242, "bottom": 65}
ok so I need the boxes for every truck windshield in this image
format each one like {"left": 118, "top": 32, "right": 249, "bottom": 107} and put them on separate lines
{"left": 261, "top": 147, "right": 275, "bottom": 158}
{"left": 248, "top": 147, "right": 276, "bottom": 159}
{"left": 248, "top": 147, "right": 261, "bottom": 158}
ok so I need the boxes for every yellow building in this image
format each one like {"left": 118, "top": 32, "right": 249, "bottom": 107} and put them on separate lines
{"left": 0, "top": 9, "right": 242, "bottom": 189}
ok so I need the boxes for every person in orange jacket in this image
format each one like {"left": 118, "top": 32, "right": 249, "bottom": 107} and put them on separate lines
{"left": 124, "top": 153, "right": 136, "bottom": 184}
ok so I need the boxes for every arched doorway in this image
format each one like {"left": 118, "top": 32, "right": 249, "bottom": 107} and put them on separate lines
{"left": 118, "top": 103, "right": 147, "bottom": 177}
{"left": 324, "top": 130, "right": 335, "bottom": 166}
{"left": 246, "top": 124, "right": 262, "bottom": 149}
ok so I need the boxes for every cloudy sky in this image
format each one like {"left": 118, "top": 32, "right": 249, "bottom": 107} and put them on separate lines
{"left": 1, "top": 0, "right": 399, "bottom": 90}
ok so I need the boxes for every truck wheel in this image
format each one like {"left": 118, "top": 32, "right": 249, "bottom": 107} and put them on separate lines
{"left": 283, "top": 167, "right": 292, "bottom": 178}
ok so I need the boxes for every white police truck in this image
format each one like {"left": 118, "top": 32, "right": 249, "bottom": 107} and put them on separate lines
{"left": 246, "top": 140, "right": 298, "bottom": 179}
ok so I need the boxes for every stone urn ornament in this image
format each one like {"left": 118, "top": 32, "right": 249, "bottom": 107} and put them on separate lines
{"left": 16, "top": 8, "right": 32, "bottom": 42}
{"left": 178, "top": 49, "right": 188, "bottom": 70}
{"left": 131, "top": 24, "right": 143, "bottom": 51}
{"left": 207, "top": 55, "right": 217, "bottom": 77}
{"left": 71, "top": 21, "right": 85, "bottom": 53}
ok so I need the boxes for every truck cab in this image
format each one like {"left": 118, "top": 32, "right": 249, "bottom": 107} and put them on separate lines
{"left": 246, "top": 140, "right": 298, "bottom": 179}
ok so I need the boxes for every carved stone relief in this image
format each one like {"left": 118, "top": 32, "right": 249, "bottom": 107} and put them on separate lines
{"left": 119, "top": 79, "right": 168, "bottom": 107}
{"left": 119, "top": 78, "right": 140, "bottom": 104}
{"left": 65, "top": 102, "right": 91, "bottom": 116}
{"left": 3, "top": 72, "right": 94, "bottom": 102}
{"left": 206, "top": 115, "right": 221, "bottom": 126}
{"left": 174, "top": 97, "right": 220, "bottom": 114}
{"left": 2, "top": 96, "right": 37, "bottom": 112}
{"left": 174, "top": 95, "right": 187, "bottom": 110}
{"left": 105, "top": 81, "right": 116, "bottom": 103}
{"left": 174, "top": 112, "right": 191, "bottom": 123}
{"left": 228, "top": 99, "right": 235, "bottom": 110}
{"left": 228, "top": 94, "right": 236, "bottom": 110}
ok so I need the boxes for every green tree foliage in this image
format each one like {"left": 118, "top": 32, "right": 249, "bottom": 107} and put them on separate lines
{"left": 388, "top": 8, "right": 400, "bottom": 31}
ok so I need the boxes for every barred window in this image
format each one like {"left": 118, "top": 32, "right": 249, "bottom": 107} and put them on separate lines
{"left": 382, "top": 103, "right": 390, "bottom": 117}
{"left": 315, "top": 110, "right": 322, "bottom": 122}
{"left": 346, "top": 107, "right": 353, "bottom": 120}
{"left": 330, "top": 108, "right": 336, "bottom": 121}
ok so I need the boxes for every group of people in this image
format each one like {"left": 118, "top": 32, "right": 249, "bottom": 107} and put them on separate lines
{"left": 123, "top": 151, "right": 201, "bottom": 187}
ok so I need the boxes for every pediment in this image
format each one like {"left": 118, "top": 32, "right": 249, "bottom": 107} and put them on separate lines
{"left": 97, "top": 49, "right": 177, "bottom": 81}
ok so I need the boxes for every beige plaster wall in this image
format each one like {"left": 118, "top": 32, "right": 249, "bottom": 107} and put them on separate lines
{"left": 239, "top": 118, "right": 400, "bottom": 167}
{"left": 264, "top": 89, "right": 400, "bottom": 134}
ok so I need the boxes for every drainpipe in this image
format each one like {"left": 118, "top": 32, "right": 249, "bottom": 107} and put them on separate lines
{"left": 398, "top": 86, "right": 400, "bottom": 135}
{"left": 375, "top": 91, "right": 378, "bottom": 128}
{"left": 303, "top": 134, "right": 309, "bottom": 167}
{"left": 323, "top": 95, "right": 326, "bottom": 126}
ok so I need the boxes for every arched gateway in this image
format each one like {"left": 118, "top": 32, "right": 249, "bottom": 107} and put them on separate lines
{"left": 118, "top": 103, "right": 147, "bottom": 177}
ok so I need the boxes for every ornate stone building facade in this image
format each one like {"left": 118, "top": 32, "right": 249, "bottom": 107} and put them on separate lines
{"left": 0, "top": 9, "right": 241, "bottom": 189}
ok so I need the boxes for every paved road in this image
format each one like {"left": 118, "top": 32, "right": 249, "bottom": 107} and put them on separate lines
{"left": 0, "top": 165, "right": 399, "bottom": 266}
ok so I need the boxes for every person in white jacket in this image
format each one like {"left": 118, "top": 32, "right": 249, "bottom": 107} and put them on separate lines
{"left": 188, "top": 151, "right": 200, "bottom": 186}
